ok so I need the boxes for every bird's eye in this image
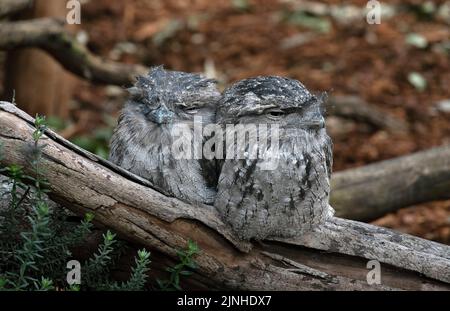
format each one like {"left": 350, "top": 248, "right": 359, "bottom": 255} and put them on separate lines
{"left": 267, "top": 110, "right": 284, "bottom": 119}
{"left": 184, "top": 106, "right": 199, "bottom": 114}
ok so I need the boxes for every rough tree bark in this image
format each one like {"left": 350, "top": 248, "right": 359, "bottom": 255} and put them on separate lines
{"left": 0, "top": 102, "right": 449, "bottom": 290}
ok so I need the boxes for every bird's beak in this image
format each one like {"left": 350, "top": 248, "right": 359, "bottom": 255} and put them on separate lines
{"left": 305, "top": 120, "right": 325, "bottom": 128}
{"left": 151, "top": 105, "right": 175, "bottom": 125}
{"left": 299, "top": 113, "right": 325, "bottom": 129}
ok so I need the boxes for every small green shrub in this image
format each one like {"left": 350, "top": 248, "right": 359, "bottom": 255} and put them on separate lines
{"left": 0, "top": 115, "right": 198, "bottom": 291}
{"left": 157, "top": 240, "right": 199, "bottom": 291}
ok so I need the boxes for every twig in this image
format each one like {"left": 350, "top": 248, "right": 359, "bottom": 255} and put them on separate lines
{"left": 0, "top": 18, "right": 147, "bottom": 85}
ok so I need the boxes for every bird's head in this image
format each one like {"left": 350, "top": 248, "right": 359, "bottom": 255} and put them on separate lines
{"left": 128, "top": 66, "right": 220, "bottom": 126}
{"left": 218, "top": 76, "right": 327, "bottom": 130}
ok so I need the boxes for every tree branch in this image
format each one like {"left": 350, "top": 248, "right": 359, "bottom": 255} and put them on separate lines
{"left": 0, "top": 18, "right": 147, "bottom": 85}
{"left": 0, "top": 102, "right": 448, "bottom": 290}
{"left": 326, "top": 95, "right": 408, "bottom": 132}
{"left": 331, "top": 146, "right": 450, "bottom": 221}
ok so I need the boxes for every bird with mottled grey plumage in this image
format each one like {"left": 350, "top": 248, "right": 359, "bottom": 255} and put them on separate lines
{"left": 109, "top": 66, "right": 220, "bottom": 204}
{"left": 214, "top": 76, "right": 334, "bottom": 240}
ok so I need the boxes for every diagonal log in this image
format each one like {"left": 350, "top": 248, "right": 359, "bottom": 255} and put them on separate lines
{"left": 0, "top": 102, "right": 449, "bottom": 290}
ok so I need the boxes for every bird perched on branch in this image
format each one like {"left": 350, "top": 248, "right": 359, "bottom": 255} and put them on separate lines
{"left": 214, "top": 76, "right": 334, "bottom": 240}
{"left": 109, "top": 66, "right": 220, "bottom": 204}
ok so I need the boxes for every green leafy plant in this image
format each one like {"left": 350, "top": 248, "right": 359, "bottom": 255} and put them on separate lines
{"left": 122, "top": 249, "right": 151, "bottom": 291}
{"left": 105, "top": 249, "right": 151, "bottom": 291}
{"left": 0, "top": 115, "right": 197, "bottom": 291}
{"left": 82, "top": 230, "right": 117, "bottom": 289}
{"left": 10, "top": 200, "right": 52, "bottom": 290}
{"left": 158, "top": 240, "right": 199, "bottom": 291}
{"left": 0, "top": 116, "right": 93, "bottom": 290}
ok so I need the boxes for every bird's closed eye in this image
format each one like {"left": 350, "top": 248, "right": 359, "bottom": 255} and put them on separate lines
{"left": 184, "top": 106, "right": 199, "bottom": 114}
{"left": 267, "top": 110, "right": 284, "bottom": 119}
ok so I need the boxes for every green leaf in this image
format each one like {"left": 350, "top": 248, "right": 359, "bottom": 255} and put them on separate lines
{"left": 37, "top": 277, "right": 54, "bottom": 291}
{"left": 34, "top": 115, "right": 47, "bottom": 128}
{"left": 105, "top": 230, "right": 116, "bottom": 241}
{"left": 137, "top": 249, "right": 150, "bottom": 260}
{"left": 84, "top": 212, "right": 95, "bottom": 222}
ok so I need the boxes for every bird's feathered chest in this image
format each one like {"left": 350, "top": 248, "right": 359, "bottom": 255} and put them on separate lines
{"left": 215, "top": 127, "right": 333, "bottom": 239}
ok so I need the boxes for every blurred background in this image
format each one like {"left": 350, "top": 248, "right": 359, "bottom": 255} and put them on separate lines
{"left": 0, "top": 0, "right": 449, "bottom": 243}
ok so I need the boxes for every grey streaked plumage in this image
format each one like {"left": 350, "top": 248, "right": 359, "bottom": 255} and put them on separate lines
{"left": 214, "top": 76, "right": 334, "bottom": 240}
{"left": 109, "top": 66, "right": 220, "bottom": 204}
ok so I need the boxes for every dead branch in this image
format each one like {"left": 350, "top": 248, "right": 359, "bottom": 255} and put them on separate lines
{"left": 0, "top": 102, "right": 448, "bottom": 290}
{"left": 0, "top": 0, "right": 33, "bottom": 18}
{"left": 0, "top": 18, "right": 147, "bottom": 85}
{"left": 331, "top": 146, "right": 450, "bottom": 221}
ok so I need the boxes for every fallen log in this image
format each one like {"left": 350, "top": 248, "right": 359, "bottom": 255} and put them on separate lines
{"left": 331, "top": 146, "right": 450, "bottom": 221}
{"left": 0, "top": 101, "right": 449, "bottom": 290}
{"left": 326, "top": 95, "right": 408, "bottom": 133}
